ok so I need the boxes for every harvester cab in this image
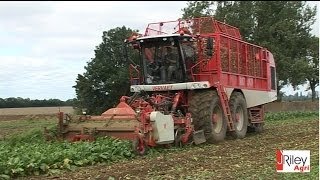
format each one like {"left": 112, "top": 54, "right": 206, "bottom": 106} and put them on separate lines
{"left": 126, "top": 34, "right": 197, "bottom": 85}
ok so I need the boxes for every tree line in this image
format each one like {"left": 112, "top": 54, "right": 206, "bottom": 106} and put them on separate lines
{"left": 72, "top": 1, "right": 318, "bottom": 114}
{"left": 0, "top": 97, "right": 76, "bottom": 108}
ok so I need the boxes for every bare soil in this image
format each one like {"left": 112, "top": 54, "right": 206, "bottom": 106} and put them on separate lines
{"left": 0, "top": 115, "right": 57, "bottom": 139}
{"left": 0, "top": 106, "right": 74, "bottom": 116}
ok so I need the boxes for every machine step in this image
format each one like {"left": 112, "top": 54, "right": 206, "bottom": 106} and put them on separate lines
{"left": 215, "top": 83, "right": 235, "bottom": 131}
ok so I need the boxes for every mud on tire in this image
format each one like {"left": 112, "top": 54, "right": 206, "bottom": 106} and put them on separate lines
{"left": 189, "top": 89, "right": 227, "bottom": 143}
{"left": 229, "top": 92, "right": 248, "bottom": 139}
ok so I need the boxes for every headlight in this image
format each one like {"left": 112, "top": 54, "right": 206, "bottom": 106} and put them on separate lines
{"left": 191, "top": 83, "right": 209, "bottom": 89}
{"left": 191, "top": 83, "right": 197, "bottom": 89}
{"left": 191, "top": 83, "right": 200, "bottom": 89}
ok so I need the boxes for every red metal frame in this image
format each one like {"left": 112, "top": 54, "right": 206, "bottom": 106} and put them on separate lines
{"left": 174, "top": 113, "right": 193, "bottom": 144}
{"left": 189, "top": 34, "right": 272, "bottom": 92}
{"left": 133, "top": 91, "right": 193, "bottom": 147}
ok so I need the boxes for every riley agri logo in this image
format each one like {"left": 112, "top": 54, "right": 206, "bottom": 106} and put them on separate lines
{"left": 276, "top": 150, "right": 310, "bottom": 172}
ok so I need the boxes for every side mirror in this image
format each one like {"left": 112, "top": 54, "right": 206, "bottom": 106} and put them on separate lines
{"left": 206, "top": 37, "right": 213, "bottom": 57}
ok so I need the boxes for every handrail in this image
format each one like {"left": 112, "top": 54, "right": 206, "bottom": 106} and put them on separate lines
{"left": 143, "top": 17, "right": 242, "bottom": 39}
{"left": 129, "top": 64, "right": 141, "bottom": 84}
{"left": 190, "top": 59, "right": 206, "bottom": 81}
{"left": 144, "top": 27, "right": 168, "bottom": 36}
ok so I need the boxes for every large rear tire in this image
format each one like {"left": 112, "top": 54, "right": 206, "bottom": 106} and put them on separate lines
{"left": 229, "top": 92, "right": 248, "bottom": 139}
{"left": 190, "top": 90, "right": 227, "bottom": 143}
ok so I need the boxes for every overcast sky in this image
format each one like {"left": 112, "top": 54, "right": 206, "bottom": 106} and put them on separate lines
{"left": 0, "top": 1, "right": 319, "bottom": 100}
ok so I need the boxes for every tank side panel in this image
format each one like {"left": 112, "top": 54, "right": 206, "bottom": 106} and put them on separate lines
{"left": 226, "top": 88, "right": 277, "bottom": 108}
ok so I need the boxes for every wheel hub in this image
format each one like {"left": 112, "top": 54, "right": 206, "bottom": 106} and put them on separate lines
{"left": 212, "top": 114, "right": 218, "bottom": 123}
{"left": 235, "top": 106, "right": 244, "bottom": 131}
{"left": 212, "top": 106, "right": 223, "bottom": 133}
{"left": 235, "top": 113, "right": 240, "bottom": 122}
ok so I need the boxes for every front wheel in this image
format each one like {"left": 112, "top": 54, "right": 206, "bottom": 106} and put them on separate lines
{"left": 189, "top": 90, "right": 227, "bottom": 144}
